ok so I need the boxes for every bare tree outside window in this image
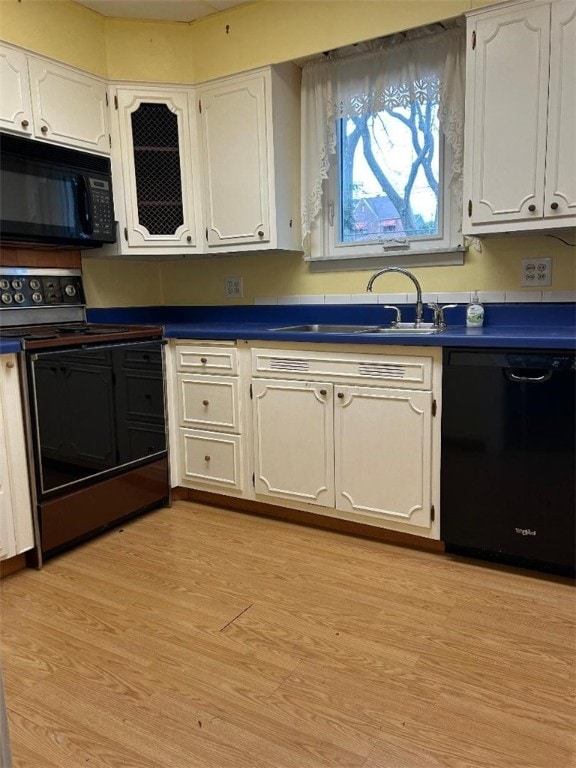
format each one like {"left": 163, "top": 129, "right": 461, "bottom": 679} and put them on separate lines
{"left": 339, "top": 95, "right": 441, "bottom": 244}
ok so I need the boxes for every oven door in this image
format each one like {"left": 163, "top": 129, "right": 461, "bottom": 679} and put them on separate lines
{"left": 28, "top": 340, "right": 167, "bottom": 497}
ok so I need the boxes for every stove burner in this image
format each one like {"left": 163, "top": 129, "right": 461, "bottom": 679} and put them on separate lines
{"left": 1, "top": 321, "right": 164, "bottom": 350}
{"left": 28, "top": 332, "right": 59, "bottom": 340}
{"left": 54, "top": 325, "right": 133, "bottom": 336}
{"left": 0, "top": 328, "right": 58, "bottom": 340}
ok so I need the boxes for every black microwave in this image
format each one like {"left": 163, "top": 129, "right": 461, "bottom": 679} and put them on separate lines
{"left": 0, "top": 134, "right": 116, "bottom": 248}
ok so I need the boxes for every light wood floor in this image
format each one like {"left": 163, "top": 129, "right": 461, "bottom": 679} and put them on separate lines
{"left": 1, "top": 501, "right": 575, "bottom": 768}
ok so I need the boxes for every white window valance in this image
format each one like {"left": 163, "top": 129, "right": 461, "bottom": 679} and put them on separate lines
{"left": 301, "top": 25, "right": 466, "bottom": 243}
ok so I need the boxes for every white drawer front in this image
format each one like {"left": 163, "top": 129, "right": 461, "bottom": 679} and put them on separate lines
{"left": 178, "top": 374, "right": 240, "bottom": 433}
{"left": 176, "top": 345, "right": 238, "bottom": 375}
{"left": 251, "top": 348, "right": 433, "bottom": 389}
{"left": 179, "top": 429, "right": 243, "bottom": 491}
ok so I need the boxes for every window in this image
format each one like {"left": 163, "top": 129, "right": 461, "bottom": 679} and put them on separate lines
{"left": 301, "top": 24, "right": 466, "bottom": 266}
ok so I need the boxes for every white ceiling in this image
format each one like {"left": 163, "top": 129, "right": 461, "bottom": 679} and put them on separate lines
{"left": 73, "top": 0, "right": 254, "bottom": 23}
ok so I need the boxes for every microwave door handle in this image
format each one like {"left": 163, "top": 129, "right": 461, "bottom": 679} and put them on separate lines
{"left": 76, "top": 175, "right": 94, "bottom": 235}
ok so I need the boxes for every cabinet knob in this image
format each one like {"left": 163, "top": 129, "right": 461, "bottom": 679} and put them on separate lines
{"left": 319, "top": 389, "right": 327, "bottom": 396}
{"left": 40, "top": 125, "right": 48, "bottom": 134}
{"left": 337, "top": 392, "right": 345, "bottom": 399}
{"left": 202, "top": 399, "right": 209, "bottom": 406}
{"left": 200, "top": 357, "right": 207, "bottom": 364}
{"left": 528, "top": 204, "right": 536, "bottom": 212}
{"left": 257, "top": 230, "right": 264, "bottom": 238}
{"left": 5, "top": 360, "right": 15, "bottom": 369}
{"left": 204, "top": 455, "right": 211, "bottom": 462}
{"left": 186, "top": 235, "right": 192, "bottom": 243}
{"left": 550, "top": 202, "right": 559, "bottom": 211}
{"left": 21, "top": 119, "right": 29, "bottom": 128}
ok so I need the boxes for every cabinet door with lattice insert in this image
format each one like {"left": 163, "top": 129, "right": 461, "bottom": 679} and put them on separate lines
{"left": 115, "top": 89, "right": 199, "bottom": 248}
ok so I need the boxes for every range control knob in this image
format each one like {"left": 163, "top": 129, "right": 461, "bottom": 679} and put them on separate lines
{"left": 11, "top": 279, "right": 23, "bottom": 290}
{"left": 30, "top": 279, "right": 41, "bottom": 290}
{"left": 0, "top": 279, "right": 9, "bottom": 290}
{"left": 14, "top": 293, "right": 25, "bottom": 304}
{"left": 64, "top": 284, "right": 77, "bottom": 297}
{"left": 32, "top": 292, "right": 43, "bottom": 304}
{"left": 1, "top": 294, "right": 13, "bottom": 304}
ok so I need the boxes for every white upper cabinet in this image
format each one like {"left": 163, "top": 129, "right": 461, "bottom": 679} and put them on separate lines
{"left": 110, "top": 87, "right": 203, "bottom": 253}
{"left": 0, "top": 43, "right": 110, "bottom": 154}
{"left": 463, "top": 0, "right": 576, "bottom": 234}
{"left": 198, "top": 63, "right": 301, "bottom": 252}
{"left": 544, "top": 0, "right": 576, "bottom": 221}
{"left": 0, "top": 45, "right": 33, "bottom": 137}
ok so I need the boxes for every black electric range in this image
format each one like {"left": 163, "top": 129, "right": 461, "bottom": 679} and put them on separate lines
{"left": 1, "top": 267, "right": 169, "bottom": 566}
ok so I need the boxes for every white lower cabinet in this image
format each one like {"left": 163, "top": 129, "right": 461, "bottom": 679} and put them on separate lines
{"left": 250, "top": 345, "right": 441, "bottom": 538}
{"left": 335, "top": 385, "right": 432, "bottom": 529}
{"left": 252, "top": 379, "right": 335, "bottom": 507}
{"left": 0, "top": 354, "right": 34, "bottom": 561}
{"left": 168, "top": 341, "right": 441, "bottom": 539}
{"left": 170, "top": 342, "right": 247, "bottom": 496}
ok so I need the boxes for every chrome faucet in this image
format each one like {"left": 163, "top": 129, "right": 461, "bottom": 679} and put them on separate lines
{"left": 366, "top": 267, "right": 424, "bottom": 326}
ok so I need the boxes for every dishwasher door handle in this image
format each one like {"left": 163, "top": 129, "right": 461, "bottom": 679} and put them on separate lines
{"left": 505, "top": 369, "right": 553, "bottom": 384}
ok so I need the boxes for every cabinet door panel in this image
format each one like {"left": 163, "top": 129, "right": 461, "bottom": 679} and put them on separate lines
{"left": 0, "top": 409, "right": 17, "bottom": 561}
{"left": 335, "top": 386, "right": 432, "bottom": 528}
{"left": 469, "top": 5, "right": 550, "bottom": 223}
{"left": 179, "top": 429, "right": 243, "bottom": 491}
{"left": 116, "top": 90, "right": 196, "bottom": 247}
{"left": 545, "top": 0, "right": 576, "bottom": 219}
{"left": 178, "top": 375, "right": 241, "bottom": 433}
{"left": 0, "top": 45, "right": 33, "bottom": 136}
{"left": 252, "top": 379, "right": 334, "bottom": 507}
{"left": 201, "top": 75, "right": 270, "bottom": 247}
{"left": 28, "top": 58, "right": 109, "bottom": 153}
{"left": 0, "top": 355, "right": 33, "bottom": 559}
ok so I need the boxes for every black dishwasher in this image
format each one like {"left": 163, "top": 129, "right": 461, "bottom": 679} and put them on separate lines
{"left": 441, "top": 348, "right": 575, "bottom": 577}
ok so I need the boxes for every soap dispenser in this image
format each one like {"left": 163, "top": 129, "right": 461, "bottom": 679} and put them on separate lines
{"left": 466, "top": 290, "right": 484, "bottom": 328}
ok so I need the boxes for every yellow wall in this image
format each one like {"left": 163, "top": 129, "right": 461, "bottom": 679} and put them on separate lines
{"left": 1, "top": 0, "right": 575, "bottom": 307}
{"left": 154, "top": 234, "right": 575, "bottom": 306}
{"left": 0, "top": 0, "right": 107, "bottom": 74}
{"left": 187, "top": 0, "right": 475, "bottom": 82}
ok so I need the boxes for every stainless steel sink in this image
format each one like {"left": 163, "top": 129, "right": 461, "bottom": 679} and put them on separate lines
{"left": 270, "top": 324, "right": 380, "bottom": 334}
{"left": 270, "top": 322, "right": 442, "bottom": 335}
{"left": 361, "top": 322, "right": 441, "bottom": 335}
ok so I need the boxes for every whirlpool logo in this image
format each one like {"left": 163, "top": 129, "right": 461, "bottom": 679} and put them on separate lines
{"left": 515, "top": 527, "right": 537, "bottom": 537}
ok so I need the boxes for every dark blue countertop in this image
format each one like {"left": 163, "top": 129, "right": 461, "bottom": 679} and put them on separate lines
{"left": 3, "top": 304, "right": 574, "bottom": 352}
{"left": 85, "top": 303, "right": 576, "bottom": 350}
{"left": 158, "top": 321, "right": 575, "bottom": 348}
{"left": 0, "top": 339, "right": 22, "bottom": 355}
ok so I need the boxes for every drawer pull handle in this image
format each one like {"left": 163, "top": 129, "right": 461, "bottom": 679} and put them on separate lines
{"left": 204, "top": 455, "right": 211, "bottom": 462}
{"left": 200, "top": 357, "right": 207, "bottom": 364}
{"left": 202, "top": 399, "right": 209, "bottom": 406}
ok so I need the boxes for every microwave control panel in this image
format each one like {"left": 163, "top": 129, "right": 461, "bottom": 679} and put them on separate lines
{"left": 88, "top": 176, "right": 115, "bottom": 240}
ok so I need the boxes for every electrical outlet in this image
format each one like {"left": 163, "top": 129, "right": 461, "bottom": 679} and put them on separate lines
{"left": 224, "top": 276, "right": 243, "bottom": 298}
{"left": 521, "top": 258, "right": 552, "bottom": 288}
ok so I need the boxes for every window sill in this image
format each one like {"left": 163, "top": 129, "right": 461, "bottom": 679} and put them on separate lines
{"left": 305, "top": 245, "right": 466, "bottom": 272}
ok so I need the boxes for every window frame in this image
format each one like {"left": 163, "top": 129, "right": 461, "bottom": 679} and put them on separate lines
{"left": 310, "top": 114, "right": 463, "bottom": 266}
